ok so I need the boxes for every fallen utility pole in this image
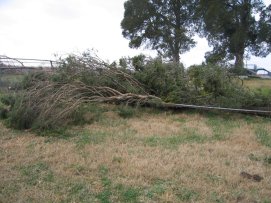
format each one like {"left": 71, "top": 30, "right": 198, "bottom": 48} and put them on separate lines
{"left": 160, "top": 103, "right": 271, "bottom": 117}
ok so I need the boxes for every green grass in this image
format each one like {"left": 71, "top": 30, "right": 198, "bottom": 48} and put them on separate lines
{"left": 66, "top": 182, "right": 93, "bottom": 202}
{"left": 20, "top": 162, "right": 54, "bottom": 186}
{"left": 75, "top": 130, "right": 108, "bottom": 148}
{"left": 205, "top": 173, "right": 224, "bottom": 184}
{"left": 119, "top": 187, "right": 140, "bottom": 203}
{"left": 248, "top": 153, "right": 262, "bottom": 162}
{"left": 143, "top": 124, "right": 229, "bottom": 148}
{"left": 248, "top": 153, "right": 271, "bottom": 166}
{"left": 72, "top": 103, "right": 106, "bottom": 125}
{"left": 114, "top": 184, "right": 141, "bottom": 203}
{"left": 175, "top": 187, "right": 199, "bottom": 202}
{"left": 145, "top": 180, "right": 166, "bottom": 199}
{"left": 255, "top": 87, "right": 271, "bottom": 97}
{"left": 244, "top": 78, "right": 271, "bottom": 89}
{"left": 209, "top": 192, "right": 225, "bottom": 203}
{"left": 117, "top": 105, "right": 139, "bottom": 118}
{"left": 99, "top": 117, "right": 128, "bottom": 127}
{"left": 96, "top": 165, "right": 141, "bottom": 203}
{"left": 255, "top": 127, "right": 271, "bottom": 148}
{"left": 0, "top": 73, "right": 24, "bottom": 90}
{"left": 97, "top": 165, "right": 112, "bottom": 203}
{"left": 264, "top": 156, "right": 271, "bottom": 165}
{"left": 205, "top": 113, "right": 240, "bottom": 140}
{"left": 144, "top": 132, "right": 208, "bottom": 148}
{"left": 0, "top": 183, "right": 21, "bottom": 202}
{"left": 35, "top": 127, "right": 73, "bottom": 138}
{"left": 263, "top": 198, "right": 271, "bottom": 203}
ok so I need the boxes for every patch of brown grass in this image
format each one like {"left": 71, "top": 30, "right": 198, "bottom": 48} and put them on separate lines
{"left": 0, "top": 112, "right": 271, "bottom": 202}
{"left": 127, "top": 113, "right": 213, "bottom": 139}
{"left": 243, "top": 78, "right": 271, "bottom": 89}
{"left": 128, "top": 115, "right": 181, "bottom": 137}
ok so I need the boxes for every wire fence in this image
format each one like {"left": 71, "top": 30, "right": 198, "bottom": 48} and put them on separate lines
{"left": 0, "top": 56, "right": 60, "bottom": 90}
{"left": 0, "top": 55, "right": 60, "bottom": 71}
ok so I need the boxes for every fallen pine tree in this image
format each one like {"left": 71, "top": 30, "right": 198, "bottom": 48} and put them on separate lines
{"left": 8, "top": 80, "right": 161, "bottom": 129}
{"left": 2, "top": 52, "right": 270, "bottom": 130}
{"left": 7, "top": 80, "right": 271, "bottom": 131}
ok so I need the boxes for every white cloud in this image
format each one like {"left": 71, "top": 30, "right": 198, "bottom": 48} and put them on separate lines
{"left": 0, "top": 0, "right": 140, "bottom": 59}
{"left": 0, "top": 0, "right": 270, "bottom": 70}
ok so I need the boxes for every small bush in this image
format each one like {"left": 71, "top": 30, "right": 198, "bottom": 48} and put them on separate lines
{"left": 187, "top": 64, "right": 268, "bottom": 108}
{"left": 134, "top": 58, "right": 189, "bottom": 103}
{"left": 0, "top": 107, "right": 8, "bottom": 119}
{"left": 0, "top": 94, "right": 10, "bottom": 119}
{"left": 21, "top": 72, "right": 49, "bottom": 89}
{"left": 117, "top": 105, "right": 137, "bottom": 118}
{"left": 72, "top": 103, "right": 104, "bottom": 125}
{"left": 0, "top": 93, "right": 16, "bottom": 107}
{"left": 7, "top": 98, "right": 38, "bottom": 130}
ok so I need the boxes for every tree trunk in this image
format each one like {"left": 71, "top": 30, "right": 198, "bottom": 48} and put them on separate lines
{"left": 172, "top": 0, "right": 181, "bottom": 64}
{"left": 234, "top": 52, "right": 244, "bottom": 74}
{"left": 173, "top": 52, "right": 180, "bottom": 64}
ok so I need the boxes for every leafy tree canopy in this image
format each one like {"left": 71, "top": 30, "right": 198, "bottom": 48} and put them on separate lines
{"left": 121, "top": 0, "right": 196, "bottom": 63}
{"left": 258, "top": 4, "right": 271, "bottom": 54}
{"left": 197, "top": 0, "right": 268, "bottom": 72}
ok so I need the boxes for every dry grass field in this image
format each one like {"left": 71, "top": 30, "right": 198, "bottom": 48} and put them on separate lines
{"left": 244, "top": 79, "right": 271, "bottom": 90}
{"left": 1, "top": 106, "right": 271, "bottom": 203}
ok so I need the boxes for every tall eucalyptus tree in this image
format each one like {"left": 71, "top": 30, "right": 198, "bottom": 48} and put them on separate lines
{"left": 121, "top": 0, "right": 196, "bottom": 63}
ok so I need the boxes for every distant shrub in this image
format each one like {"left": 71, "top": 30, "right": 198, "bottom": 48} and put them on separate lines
{"left": 134, "top": 58, "right": 190, "bottom": 103}
{"left": 187, "top": 64, "right": 264, "bottom": 108}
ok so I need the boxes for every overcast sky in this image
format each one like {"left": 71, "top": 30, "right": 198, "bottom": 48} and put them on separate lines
{"left": 0, "top": 0, "right": 270, "bottom": 70}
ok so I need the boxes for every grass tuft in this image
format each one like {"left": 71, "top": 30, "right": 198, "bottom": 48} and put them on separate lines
{"left": 255, "top": 127, "right": 271, "bottom": 148}
{"left": 66, "top": 182, "right": 94, "bottom": 202}
{"left": 117, "top": 105, "right": 138, "bottom": 118}
{"left": 175, "top": 187, "right": 199, "bottom": 202}
{"left": 20, "top": 162, "right": 54, "bottom": 186}
{"left": 120, "top": 187, "right": 140, "bottom": 203}
{"left": 144, "top": 130, "right": 209, "bottom": 148}
{"left": 96, "top": 165, "right": 112, "bottom": 203}
{"left": 76, "top": 130, "right": 108, "bottom": 148}
{"left": 209, "top": 192, "right": 225, "bottom": 203}
{"left": 146, "top": 182, "right": 166, "bottom": 199}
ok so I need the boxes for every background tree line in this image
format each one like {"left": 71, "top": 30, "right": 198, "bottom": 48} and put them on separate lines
{"left": 121, "top": 0, "right": 271, "bottom": 73}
